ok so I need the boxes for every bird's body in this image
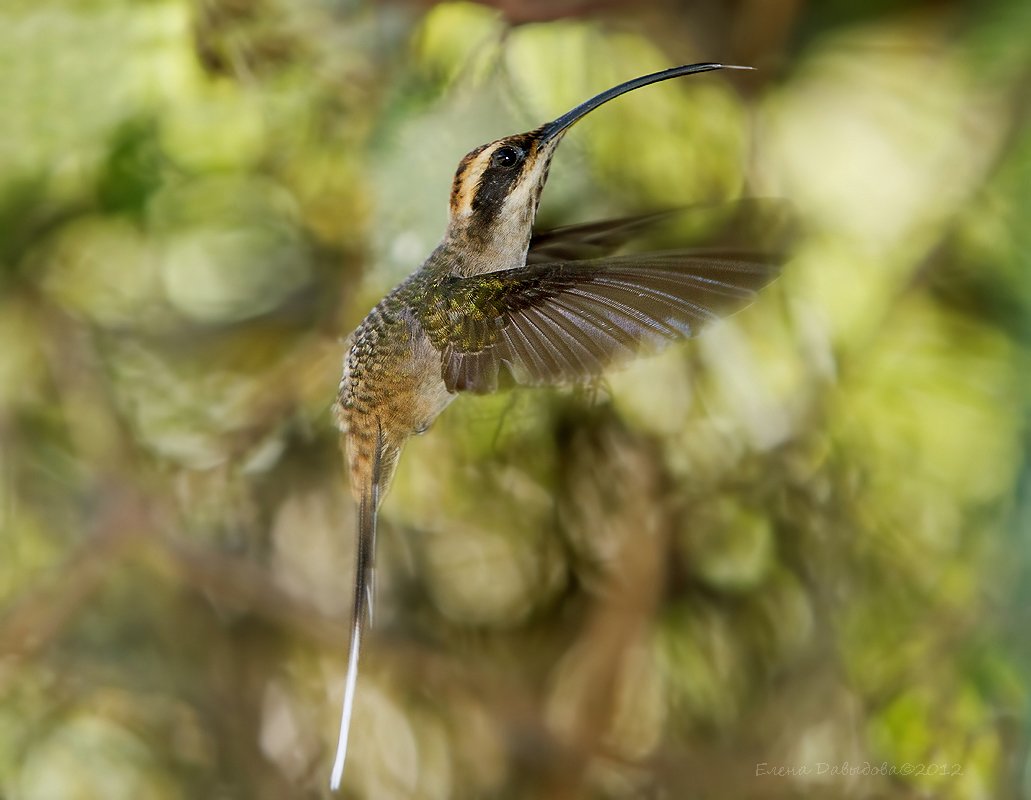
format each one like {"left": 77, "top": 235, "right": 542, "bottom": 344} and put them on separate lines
{"left": 329, "top": 62, "right": 782, "bottom": 790}
{"left": 337, "top": 266, "right": 453, "bottom": 499}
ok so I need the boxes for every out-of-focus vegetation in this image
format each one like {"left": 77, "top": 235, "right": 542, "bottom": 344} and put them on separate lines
{"left": 1, "top": 0, "right": 1029, "bottom": 798}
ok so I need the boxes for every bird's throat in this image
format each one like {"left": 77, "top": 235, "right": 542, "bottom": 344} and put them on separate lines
{"left": 445, "top": 210, "right": 534, "bottom": 276}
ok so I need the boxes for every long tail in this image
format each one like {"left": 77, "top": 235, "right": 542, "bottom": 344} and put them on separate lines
{"left": 330, "top": 424, "right": 383, "bottom": 791}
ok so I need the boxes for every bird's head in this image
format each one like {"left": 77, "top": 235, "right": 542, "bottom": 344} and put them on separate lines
{"left": 443, "top": 62, "right": 753, "bottom": 272}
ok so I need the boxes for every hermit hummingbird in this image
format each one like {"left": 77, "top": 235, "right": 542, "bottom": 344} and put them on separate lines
{"left": 330, "top": 62, "right": 782, "bottom": 790}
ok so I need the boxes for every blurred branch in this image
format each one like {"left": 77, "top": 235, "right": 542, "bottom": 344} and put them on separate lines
{"left": 540, "top": 419, "right": 670, "bottom": 798}
{"left": 0, "top": 487, "right": 143, "bottom": 665}
{"left": 142, "top": 531, "right": 346, "bottom": 646}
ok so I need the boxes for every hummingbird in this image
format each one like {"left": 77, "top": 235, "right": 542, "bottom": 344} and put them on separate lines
{"left": 330, "top": 62, "right": 782, "bottom": 790}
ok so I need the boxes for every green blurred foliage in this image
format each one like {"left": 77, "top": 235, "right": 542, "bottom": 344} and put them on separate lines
{"left": 1, "top": 0, "right": 1029, "bottom": 798}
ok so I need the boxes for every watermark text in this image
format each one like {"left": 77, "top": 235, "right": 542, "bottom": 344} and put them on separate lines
{"left": 755, "top": 761, "right": 963, "bottom": 778}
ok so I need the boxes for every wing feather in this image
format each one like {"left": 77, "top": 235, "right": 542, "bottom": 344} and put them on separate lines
{"left": 420, "top": 249, "right": 783, "bottom": 394}
{"left": 547, "top": 297, "right": 625, "bottom": 363}
{"left": 548, "top": 296, "right": 637, "bottom": 357}
{"left": 511, "top": 308, "right": 560, "bottom": 381}
{"left": 536, "top": 303, "right": 605, "bottom": 376}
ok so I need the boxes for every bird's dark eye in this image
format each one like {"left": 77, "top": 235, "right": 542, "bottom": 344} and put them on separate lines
{"left": 491, "top": 145, "right": 523, "bottom": 169}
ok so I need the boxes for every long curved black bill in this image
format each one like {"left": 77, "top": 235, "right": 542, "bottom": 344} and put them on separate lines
{"left": 539, "top": 63, "right": 754, "bottom": 143}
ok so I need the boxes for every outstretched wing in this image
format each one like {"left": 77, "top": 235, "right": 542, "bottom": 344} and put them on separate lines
{"left": 419, "top": 249, "right": 782, "bottom": 394}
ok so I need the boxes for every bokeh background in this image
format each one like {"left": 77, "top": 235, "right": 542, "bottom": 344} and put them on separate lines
{"left": 1, "top": 0, "right": 1030, "bottom": 798}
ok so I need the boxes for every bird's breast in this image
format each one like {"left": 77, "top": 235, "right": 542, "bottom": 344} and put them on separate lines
{"left": 336, "top": 303, "right": 453, "bottom": 442}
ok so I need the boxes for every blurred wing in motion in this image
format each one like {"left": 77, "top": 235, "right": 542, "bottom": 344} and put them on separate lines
{"left": 526, "top": 209, "right": 678, "bottom": 264}
{"left": 526, "top": 199, "right": 795, "bottom": 264}
{"left": 420, "top": 249, "right": 783, "bottom": 394}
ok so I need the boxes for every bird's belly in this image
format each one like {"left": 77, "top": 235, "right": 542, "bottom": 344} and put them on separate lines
{"left": 399, "top": 333, "right": 455, "bottom": 435}
{"left": 336, "top": 322, "right": 453, "bottom": 441}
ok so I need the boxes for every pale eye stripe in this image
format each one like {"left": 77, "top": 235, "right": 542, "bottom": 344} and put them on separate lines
{"left": 453, "top": 150, "right": 495, "bottom": 216}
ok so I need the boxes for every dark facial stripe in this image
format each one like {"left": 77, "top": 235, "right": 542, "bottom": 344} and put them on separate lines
{"left": 469, "top": 134, "right": 536, "bottom": 226}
